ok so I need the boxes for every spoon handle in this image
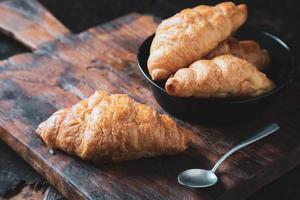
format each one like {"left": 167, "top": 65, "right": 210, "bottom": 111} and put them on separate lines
{"left": 211, "top": 123, "right": 280, "bottom": 173}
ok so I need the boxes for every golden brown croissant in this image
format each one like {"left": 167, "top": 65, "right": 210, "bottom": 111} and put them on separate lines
{"left": 165, "top": 55, "right": 275, "bottom": 98}
{"left": 36, "top": 91, "right": 193, "bottom": 164}
{"left": 148, "top": 2, "right": 248, "bottom": 81}
{"left": 207, "top": 37, "right": 270, "bottom": 70}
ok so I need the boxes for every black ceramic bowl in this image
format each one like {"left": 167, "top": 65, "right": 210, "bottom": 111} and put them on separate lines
{"left": 137, "top": 27, "right": 295, "bottom": 124}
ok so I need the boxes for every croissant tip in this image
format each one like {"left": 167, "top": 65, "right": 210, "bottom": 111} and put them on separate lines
{"left": 237, "top": 4, "right": 248, "bottom": 13}
{"left": 165, "top": 79, "right": 179, "bottom": 95}
{"left": 36, "top": 126, "right": 41, "bottom": 136}
{"left": 150, "top": 73, "right": 159, "bottom": 81}
{"left": 150, "top": 68, "right": 170, "bottom": 81}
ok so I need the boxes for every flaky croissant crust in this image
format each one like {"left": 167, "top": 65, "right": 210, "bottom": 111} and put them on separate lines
{"left": 207, "top": 37, "right": 270, "bottom": 71}
{"left": 37, "top": 91, "right": 192, "bottom": 163}
{"left": 165, "top": 55, "right": 275, "bottom": 98}
{"left": 148, "top": 2, "right": 247, "bottom": 81}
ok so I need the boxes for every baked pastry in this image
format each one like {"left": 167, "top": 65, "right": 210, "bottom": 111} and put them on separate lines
{"left": 148, "top": 2, "right": 248, "bottom": 81}
{"left": 207, "top": 37, "right": 270, "bottom": 70}
{"left": 165, "top": 55, "right": 275, "bottom": 98}
{"left": 36, "top": 91, "right": 193, "bottom": 164}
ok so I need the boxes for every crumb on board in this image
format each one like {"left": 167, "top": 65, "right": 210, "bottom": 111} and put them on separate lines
{"left": 49, "top": 149, "right": 55, "bottom": 155}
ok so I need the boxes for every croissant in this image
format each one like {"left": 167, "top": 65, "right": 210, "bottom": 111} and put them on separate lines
{"left": 36, "top": 91, "right": 193, "bottom": 164}
{"left": 165, "top": 55, "right": 275, "bottom": 98}
{"left": 207, "top": 37, "right": 270, "bottom": 70}
{"left": 148, "top": 2, "right": 248, "bottom": 81}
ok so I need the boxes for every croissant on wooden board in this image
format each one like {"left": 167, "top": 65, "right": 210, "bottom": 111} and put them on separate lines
{"left": 36, "top": 91, "right": 195, "bottom": 164}
{"left": 207, "top": 37, "right": 270, "bottom": 71}
{"left": 165, "top": 55, "right": 275, "bottom": 98}
{"left": 148, "top": 2, "right": 248, "bottom": 81}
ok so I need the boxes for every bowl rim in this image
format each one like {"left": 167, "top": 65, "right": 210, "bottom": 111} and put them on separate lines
{"left": 137, "top": 29, "right": 296, "bottom": 104}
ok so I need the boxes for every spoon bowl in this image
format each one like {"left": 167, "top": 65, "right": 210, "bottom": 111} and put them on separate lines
{"left": 178, "top": 169, "right": 217, "bottom": 188}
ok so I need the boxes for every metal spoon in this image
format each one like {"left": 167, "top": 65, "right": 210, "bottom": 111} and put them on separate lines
{"left": 178, "top": 123, "right": 280, "bottom": 188}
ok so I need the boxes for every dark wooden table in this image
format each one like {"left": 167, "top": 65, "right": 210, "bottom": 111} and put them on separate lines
{"left": 0, "top": 0, "right": 299, "bottom": 199}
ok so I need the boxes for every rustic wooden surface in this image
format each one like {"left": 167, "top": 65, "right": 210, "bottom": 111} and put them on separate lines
{"left": 0, "top": 137, "right": 65, "bottom": 200}
{"left": 0, "top": 184, "right": 64, "bottom": 200}
{"left": 1, "top": 136, "right": 299, "bottom": 200}
{"left": 4, "top": 185, "right": 45, "bottom": 200}
{"left": 0, "top": 139, "right": 43, "bottom": 197}
{"left": 0, "top": 0, "right": 299, "bottom": 199}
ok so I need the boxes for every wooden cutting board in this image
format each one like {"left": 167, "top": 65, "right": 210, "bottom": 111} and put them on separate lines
{"left": 0, "top": 0, "right": 299, "bottom": 199}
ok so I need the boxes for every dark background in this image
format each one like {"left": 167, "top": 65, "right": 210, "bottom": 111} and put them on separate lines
{"left": 0, "top": 0, "right": 299, "bottom": 199}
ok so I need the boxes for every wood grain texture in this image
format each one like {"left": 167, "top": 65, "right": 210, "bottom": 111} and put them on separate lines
{"left": 0, "top": 0, "right": 69, "bottom": 50}
{"left": 0, "top": 0, "right": 299, "bottom": 199}
{"left": 0, "top": 139, "right": 43, "bottom": 197}
{"left": 6, "top": 185, "right": 45, "bottom": 200}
